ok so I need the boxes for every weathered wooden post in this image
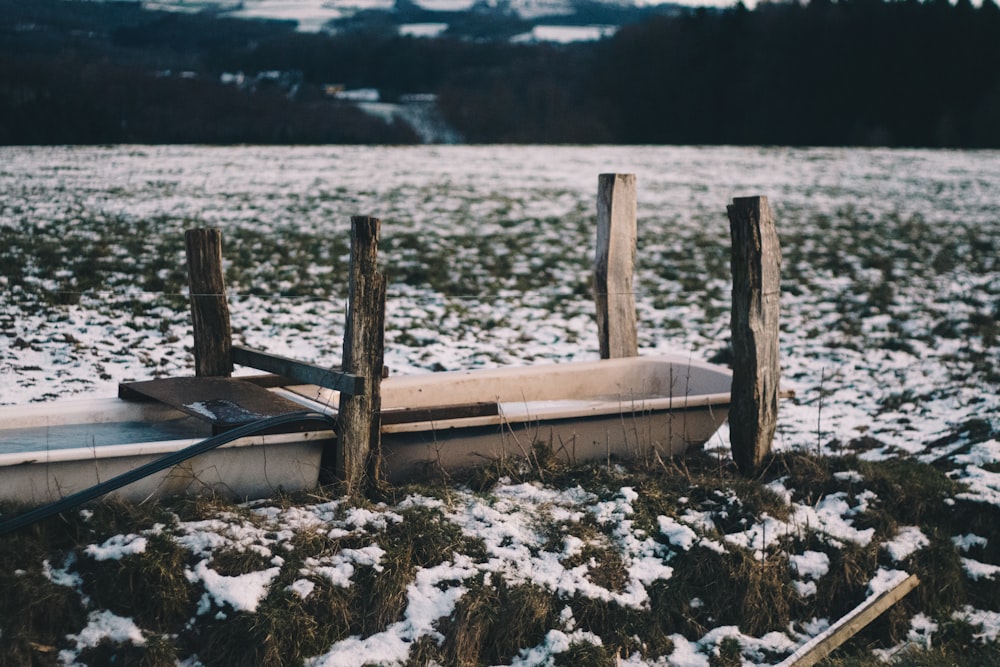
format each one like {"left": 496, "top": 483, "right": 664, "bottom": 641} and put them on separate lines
{"left": 185, "top": 228, "right": 233, "bottom": 377}
{"left": 336, "top": 216, "right": 386, "bottom": 493}
{"left": 727, "top": 196, "right": 781, "bottom": 475}
{"left": 595, "top": 173, "right": 639, "bottom": 359}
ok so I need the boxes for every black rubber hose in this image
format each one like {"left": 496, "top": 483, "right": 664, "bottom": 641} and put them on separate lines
{"left": 0, "top": 411, "right": 337, "bottom": 537}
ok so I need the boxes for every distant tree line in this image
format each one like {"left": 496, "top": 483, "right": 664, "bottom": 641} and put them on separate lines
{"left": 1, "top": 0, "right": 998, "bottom": 146}
{"left": 589, "top": 0, "right": 1000, "bottom": 147}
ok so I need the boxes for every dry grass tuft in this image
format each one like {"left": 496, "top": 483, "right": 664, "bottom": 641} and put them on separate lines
{"left": 0, "top": 553, "right": 86, "bottom": 666}
{"left": 855, "top": 458, "right": 961, "bottom": 526}
{"left": 552, "top": 641, "right": 617, "bottom": 666}
{"left": 666, "top": 544, "right": 796, "bottom": 638}
{"left": 76, "top": 635, "right": 177, "bottom": 667}
{"left": 442, "top": 573, "right": 557, "bottom": 666}
{"left": 78, "top": 531, "right": 197, "bottom": 632}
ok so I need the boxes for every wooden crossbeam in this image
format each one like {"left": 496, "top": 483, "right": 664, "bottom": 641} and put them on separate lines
{"left": 232, "top": 345, "right": 364, "bottom": 396}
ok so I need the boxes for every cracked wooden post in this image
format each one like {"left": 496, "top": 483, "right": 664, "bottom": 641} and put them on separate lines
{"left": 595, "top": 173, "right": 638, "bottom": 359}
{"left": 335, "top": 216, "right": 386, "bottom": 493}
{"left": 185, "top": 228, "right": 233, "bottom": 378}
{"left": 728, "top": 196, "right": 781, "bottom": 475}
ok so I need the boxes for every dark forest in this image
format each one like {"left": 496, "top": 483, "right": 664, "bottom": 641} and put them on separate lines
{"left": 2, "top": 0, "right": 998, "bottom": 146}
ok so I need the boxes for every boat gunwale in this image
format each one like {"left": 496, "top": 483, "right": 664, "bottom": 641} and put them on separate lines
{"left": 285, "top": 354, "right": 733, "bottom": 434}
{"left": 0, "top": 425, "right": 334, "bottom": 467}
{"left": 380, "top": 390, "right": 732, "bottom": 434}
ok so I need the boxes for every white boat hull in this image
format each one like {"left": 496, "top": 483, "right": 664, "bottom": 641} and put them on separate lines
{"left": 0, "top": 355, "right": 731, "bottom": 505}
{"left": 290, "top": 354, "right": 732, "bottom": 482}
{"left": 0, "top": 400, "right": 333, "bottom": 506}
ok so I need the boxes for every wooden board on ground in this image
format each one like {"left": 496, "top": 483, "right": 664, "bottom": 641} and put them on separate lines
{"left": 777, "top": 573, "right": 920, "bottom": 667}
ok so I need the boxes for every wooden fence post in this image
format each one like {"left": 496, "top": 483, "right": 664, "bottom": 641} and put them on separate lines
{"left": 185, "top": 228, "right": 233, "bottom": 377}
{"left": 336, "top": 216, "right": 386, "bottom": 493}
{"left": 595, "top": 173, "right": 639, "bottom": 359}
{"left": 727, "top": 196, "right": 781, "bottom": 475}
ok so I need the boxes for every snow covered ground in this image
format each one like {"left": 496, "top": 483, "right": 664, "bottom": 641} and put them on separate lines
{"left": 140, "top": 0, "right": 731, "bottom": 33}
{"left": 1, "top": 145, "right": 998, "bottom": 664}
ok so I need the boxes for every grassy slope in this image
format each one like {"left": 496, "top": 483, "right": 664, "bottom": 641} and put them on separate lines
{"left": 1, "top": 445, "right": 999, "bottom": 666}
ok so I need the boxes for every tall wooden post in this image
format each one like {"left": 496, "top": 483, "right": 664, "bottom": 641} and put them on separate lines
{"left": 336, "top": 216, "right": 386, "bottom": 493}
{"left": 595, "top": 173, "right": 638, "bottom": 359}
{"left": 185, "top": 228, "right": 233, "bottom": 377}
{"left": 727, "top": 196, "right": 781, "bottom": 475}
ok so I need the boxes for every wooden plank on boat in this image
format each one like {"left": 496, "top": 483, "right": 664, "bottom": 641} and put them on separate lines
{"left": 119, "top": 377, "right": 310, "bottom": 433}
{"left": 381, "top": 402, "right": 499, "bottom": 425}
{"left": 232, "top": 346, "right": 364, "bottom": 396}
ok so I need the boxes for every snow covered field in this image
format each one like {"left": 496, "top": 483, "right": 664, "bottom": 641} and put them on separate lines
{"left": 1, "top": 145, "right": 998, "bottom": 664}
{"left": 2, "top": 145, "right": 996, "bottom": 458}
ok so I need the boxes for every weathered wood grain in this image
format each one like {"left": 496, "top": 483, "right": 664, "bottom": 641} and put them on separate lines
{"left": 185, "top": 228, "right": 233, "bottom": 378}
{"left": 777, "top": 574, "right": 920, "bottom": 667}
{"left": 728, "top": 196, "right": 781, "bottom": 475}
{"left": 335, "top": 216, "right": 386, "bottom": 492}
{"left": 231, "top": 346, "right": 363, "bottom": 396}
{"left": 595, "top": 173, "right": 638, "bottom": 359}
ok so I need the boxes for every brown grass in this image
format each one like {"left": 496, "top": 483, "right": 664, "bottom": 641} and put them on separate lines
{"left": 0, "top": 451, "right": 998, "bottom": 665}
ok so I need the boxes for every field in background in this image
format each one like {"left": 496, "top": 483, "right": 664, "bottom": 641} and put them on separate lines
{"left": 1, "top": 145, "right": 998, "bottom": 462}
{"left": 1, "top": 145, "right": 999, "bottom": 666}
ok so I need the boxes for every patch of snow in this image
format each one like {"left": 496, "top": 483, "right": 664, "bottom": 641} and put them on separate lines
{"left": 868, "top": 568, "right": 910, "bottom": 596}
{"left": 84, "top": 534, "right": 148, "bottom": 561}
{"left": 658, "top": 515, "right": 699, "bottom": 550}
{"left": 300, "top": 545, "right": 387, "bottom": 587}
{"left": 954, "top": 440, "right": 1000, "bottom": 467}
{"left": 833, "top": 470, "right": 863, "bottom": 483}
{"left": 883, "top": 526, "right": 929, "bottom": 563}
{"left": 61, "top": 610, "right": 145, "bottom": 662}
{"left": 954, "top": 465, "right": 1000, "bottom": 507}
{"left": 186, "top": 559, "right": 281, "bottom": 613}
{"left": 789, "top": 550, "right": 830, "bottom": 580}
{"left": 306, "top": 557, "right": 477, "bottom": 667}
{"left": 288, "top": 578, "right": 316, "bottom": 599}
{"left": 962, "top": 558, "right": 1000, "bottom": 581}
{"left": 953, "top": 534, "right": 988, "bottom": 552}
{"left": 509, "top": 628, "right": 604, "bottom": 666}
{"left": 953, "top": 606, "right": 1000, "bottom": 643}
{"left": 907, "top": 612, "right": 939, "bottom": 649}
{"left": 794, "top": 580, "right": 818, "bottom": 597}
{"left": 43, "top": 554, "right": 83, "bottom": 591}
{"left": 398, "top": 22, "right": 448, "bottom": 38}
{"left": 512, "top": 24, "right": 617, "bottom": 43}
{"left": 667, "top": 633, "right": 710, "bottom": 667}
